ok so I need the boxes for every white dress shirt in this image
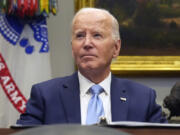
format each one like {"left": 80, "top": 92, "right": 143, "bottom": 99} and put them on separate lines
{"left": 78, "top": 71, "right": 112, "bottom": 125}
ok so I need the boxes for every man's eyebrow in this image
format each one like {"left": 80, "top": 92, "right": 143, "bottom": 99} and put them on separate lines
{"left": 73, "top": 29, "right": 83, "bottom": 33}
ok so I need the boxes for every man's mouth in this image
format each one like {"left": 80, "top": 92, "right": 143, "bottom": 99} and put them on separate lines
{"left": 81, "top": 54, "right": 97, "bottom": 58}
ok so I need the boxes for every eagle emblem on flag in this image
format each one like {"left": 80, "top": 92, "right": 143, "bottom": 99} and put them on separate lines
{"left": 0, "top": 14, "right": 49, "bottom": 54}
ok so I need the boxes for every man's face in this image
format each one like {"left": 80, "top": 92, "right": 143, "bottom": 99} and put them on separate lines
{"left": 72, "top": 12, "right": 120, "bottom": 73}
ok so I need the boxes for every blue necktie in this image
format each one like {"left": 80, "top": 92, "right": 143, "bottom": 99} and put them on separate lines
{"left": 86, "top": 84, "right": 105, "bottom": 125}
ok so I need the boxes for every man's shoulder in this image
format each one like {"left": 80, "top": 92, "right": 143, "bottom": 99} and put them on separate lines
{"left": 112, "top": 75, "right": 154, "bottom": 92}
{"left": 33, "top": 72, "right": 78, "bottom": 88}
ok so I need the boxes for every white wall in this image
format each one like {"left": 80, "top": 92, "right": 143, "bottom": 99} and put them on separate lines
{"left": 47, "top": 0, "right": 75, "bottom": 78}
{"left": 47, "top": 0, "right": 179, "bottom": 106}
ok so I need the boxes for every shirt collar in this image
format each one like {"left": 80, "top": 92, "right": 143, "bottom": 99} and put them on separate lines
{"left": 78, "top": 71, "right": 111, "bottom": 96}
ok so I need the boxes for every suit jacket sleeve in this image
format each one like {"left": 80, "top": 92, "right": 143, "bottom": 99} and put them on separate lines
{"left": 16, "top": 84, "right": 44, "bottom": 125}
{"left": 146, "top": 88, "right": 167, "bottom": 123}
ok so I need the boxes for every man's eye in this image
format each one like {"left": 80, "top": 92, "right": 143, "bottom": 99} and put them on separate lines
{"left": 94, "top": 33, "right": 102, "bottom": 38}
{"left": 76, "top": 33, "right": 84, "bottom": 38}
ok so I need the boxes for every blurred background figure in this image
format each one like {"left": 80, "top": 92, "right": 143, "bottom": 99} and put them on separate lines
{"left": 163, "top": 82, "right": 180, "bottom": 122}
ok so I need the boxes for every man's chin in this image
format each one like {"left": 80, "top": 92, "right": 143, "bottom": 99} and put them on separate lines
{"left": 79, "top": 64, "right": 98, "bottom": 71}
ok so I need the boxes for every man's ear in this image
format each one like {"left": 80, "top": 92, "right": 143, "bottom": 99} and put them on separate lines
{"left": 113, "top": 39, "right": 121, "bottom": 58}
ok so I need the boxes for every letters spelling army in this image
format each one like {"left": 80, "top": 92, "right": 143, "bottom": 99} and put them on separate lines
{"left": 0, "top": 58, "right": 26, "bottom": 113}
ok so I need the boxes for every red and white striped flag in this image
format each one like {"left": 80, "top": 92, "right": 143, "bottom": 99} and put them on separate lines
{"left": 0, "top": 14, "right": 52, "bottom": 127}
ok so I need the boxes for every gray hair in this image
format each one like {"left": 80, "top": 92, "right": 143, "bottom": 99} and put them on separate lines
{"left": 72, "top": 7, "right": 121, "bottom": 41}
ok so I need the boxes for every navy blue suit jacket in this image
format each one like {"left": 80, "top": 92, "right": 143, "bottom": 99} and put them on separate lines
{"left": 17, "top": 72, "right": 166, "bottom": 125}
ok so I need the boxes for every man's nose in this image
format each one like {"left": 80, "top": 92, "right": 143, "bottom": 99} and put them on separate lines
{"left": 83, "top": 36, "right": 93, "bottom": 50}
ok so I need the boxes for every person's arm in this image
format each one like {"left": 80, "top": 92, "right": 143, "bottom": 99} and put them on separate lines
{"left": 16, "top": 85, "right": 44, "bottom": 125}
{"left": 147, "top": 89, "right": 167, "bottom": 123}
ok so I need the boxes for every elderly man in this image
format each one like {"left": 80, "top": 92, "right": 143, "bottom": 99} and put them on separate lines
{"left": 17, "top": 8, "right": 167, "bottom": 125}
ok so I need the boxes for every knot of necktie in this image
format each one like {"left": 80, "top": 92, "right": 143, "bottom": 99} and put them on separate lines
{"left": 90, "top": 84, "right": 104, "bottom": 95}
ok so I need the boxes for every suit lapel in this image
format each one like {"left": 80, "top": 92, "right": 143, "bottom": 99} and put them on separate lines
{"left": 111, "top": 76, "right": 129, "bottom": 122}
{"left": 59, "top": 72, "right": 81, "bottom": 123}
{"left": 58, "top": 73, "right": 129, "bottom": 123}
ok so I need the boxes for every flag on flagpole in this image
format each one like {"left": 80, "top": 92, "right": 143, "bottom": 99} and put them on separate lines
{"left": 0, "top": 14, "right": 52, "bottom": 128}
